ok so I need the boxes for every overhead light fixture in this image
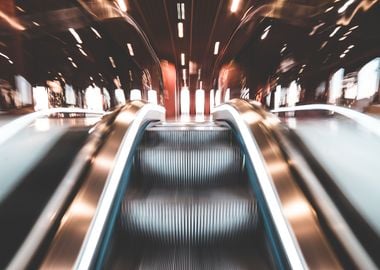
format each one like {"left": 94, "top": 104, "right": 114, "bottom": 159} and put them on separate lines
{"left": 71, "top": 61, "right": 78, "bottom": 68}
{"left": 177, "top": 3, "right": 181, "bottom": 19}
{"left": 67, "top": 57, "right": 73, "bottom": 61}
{"left": 214, "top": 41, "right": 220, "bottom": 55}
{"left": 230, "top": 0, "right": 240, "bottom": 13}
{"left": 127, "top": 43, "right": 134, "bottom": 56}
{"left": 344, "top": 30, "right": 352, "bottom": 36}
{"left": 338, "top": 0, "right": 355, "bottom": 13}
{"left": 117, "top": 0, "right": 127, "bottom": 12}
{"left": 109, "top": 56, "right": 116, "bottom": 68}
{"left": 349, "top": 25, "right": 359, "bottom": 31}
{"left": 182, "top": 69, "right": 187, "bottom": 80}
{"left": 339, "top": 36, "right": 347, "bottom": 41}
{"left": 178, "top": 22, "right": 184, "bottom": 38}
{"left": 329, "top": 26, "right": 341, "bottom": 37}
{"left": 79, "top": 48, "right": 88, "bottom": 56}
{"left": 340, "top": 53, "right": 346, "bottom": 58}
{"left": 325, "top": 6, "right": 334, "bottom": 12}
{"left": 91, "top": 27, "right": 102, "bottom": 39}
{"left": 181, "top": 53, "right": 185, "bottom": 66}
{"left": 32, "top": 21, "right": 40, "bottom": 26}
{"left": 181, "top": 3, "right": 185, "bottom": 19}
{"left": 261, "top": 26, "right": 271, "bottom": 40}
{"left": 348, "top": 44, "right": 355, "bottom": 49}
{"left": 0, "top": 52, "right": 10, "bottom": 60}
{"left": 69, "top": 28, "right": 83, "bottom": 44}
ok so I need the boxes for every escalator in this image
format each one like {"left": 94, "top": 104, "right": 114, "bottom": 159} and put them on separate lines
{"left": 104, "top": 122, "right": 275, "bottom": 269}
{"left": 33, "top": 101, "right": 342, "bottom": 270}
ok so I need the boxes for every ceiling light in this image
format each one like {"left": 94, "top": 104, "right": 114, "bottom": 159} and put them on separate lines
{"left": 91, "top": 27, "right": 102, "bottom": 38}
{"left": 117, "top": 0, "right": 127, "bottom": 12}
{"left": 230, "top": 0, "right": 240, "bottom": 13}
{"left": 338, "top": 0, "right": 355, "bottom": 13}
{"left": 79, "top": 48, "right": 88, "bottom": 56}
{"left": 181, "top": 3, "right": 185, "bottom": 19}
{"left": 339, "top": 36, "right": 347, "bottom": 41}
{"left": 182, "top": 69, "right": 187, "bottom": 80}
{"left": 348, "top": 44, "right": 355, "bottom": 49}
{"left": 181, "top": 53, "right": 185, "bottom": 66}
{"left": 329, "top": 26, "right": 341, "bottom": 37}
{"left": 178, "top": 22, "right": 183, "bottom": 38}
{"left": 69, "top": 28, "right": 83, "bottom": 44}
{"left": 0, "top": 52, "right": 10, "bottom": 60}
{"left": 8, "top": 59, "right": 13, "bottom": 64}
{"left": 67, "top": 57, "right": 73, "bottom": 61}
{"left": 261, "top": 26, "right": 271, "bottom": 40}
{"left": 344, "top": 30, "right": 352, "bottom": 36}
{"left": 349, "top": 25, "right": 359, "bottom": 31}
{"left": 71, "top": 61, "right": 78, "bottom": 68}
{"left": 16, "top": 6, "right": 25, "bottom": 12}
{"left": 213, "top": 41, "right": 220, "bottom": 55}
{"left": 127, "top": 43, "right": 134, "bottom": 56}
{"left": 177, "top": 3, "right": 181, "bottom": 19}
{"left": 340, "top": 53, "right": 346, "bottom": 58}
{"left": 32, "top": 21, "right": 40, "bottom": 26}
{"left": 109, "top": 56, "right": 116, "bottom": 68}
{"left": 325, "top": 6, "right": 334, "bottom": 12}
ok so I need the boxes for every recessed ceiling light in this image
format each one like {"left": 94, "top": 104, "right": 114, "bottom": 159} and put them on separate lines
{"left": 68, "top": 28, "right": 83, "bottom": 44}
{"left": 127, "top": 43, "right": 134, "bottom": 56}
{"left": 91, "top": 27, "right": 102, "bottom": 39}
{"left": 329, "top": 26, "right": 341, "bottom": 37}
{"left": 117, "top": 0, "right": 127, "bottom": 12}
{"left": 181, "top": 53, "right": 185, "bottom": 66}
{"left": 213, "top": 41, "right": 220, "bottom": 55}
{"left": 230, "top": 0, "right": 240, "bottom": 13}
{"left": 178, "top": 22, "right": 184, "bottom": 38}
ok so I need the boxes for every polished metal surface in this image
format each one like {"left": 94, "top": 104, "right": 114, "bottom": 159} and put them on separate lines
{"left": 0, "top": 108, "right": 104, "bottom": 146}
{"left": 6, "top": 117, "right": 111, "bottom": 270}
{"left": 271, "top": 104, "right": 380, "bottom": 137}
{"left": 39, "top": 101, "right": 165, "bottom": 269}
{"left": 213, "top": 99, "right": 342, "bottom": 269}
{"left": 122, "top": 187, "right": 257, "bottom": 245}
{"left": 135, "top": 128, "right": 243, "bottom": 186}
{"left": 274, "top": 126, "right": 378, "bottom": 270}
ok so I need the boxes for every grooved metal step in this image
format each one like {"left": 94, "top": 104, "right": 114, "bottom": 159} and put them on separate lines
{"left": 122, "top": 187, "right": 257, "bottom": 245}
{"left": 134, "top": 128, "right": 243, "bottom": 187}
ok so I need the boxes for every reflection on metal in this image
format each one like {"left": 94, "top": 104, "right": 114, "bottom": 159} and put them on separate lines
{"left": 6, "top": 113, "right": 114, "bottom": 270}
{"left": 0, "top": 108, "right": 104, "bottom": 146}
{"left": 271, "top": 104, "right": 380, "bottom": 137}
{"left": 40, "top": 101, "right": 165, "bottom": 269}
{"left": 213, "top": 99, "right": 341, "bottom": 269}
{"left": 275, "top": 129, "right": 378, "bottom": 270}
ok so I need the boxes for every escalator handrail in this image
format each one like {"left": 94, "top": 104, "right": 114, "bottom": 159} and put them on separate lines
{"left": 0, "top": 108, "right": 105, "bottom": 146}
{"left": 271, "top": 104, "right": 380, "bottom": 137}
{"left": 6, "top": 109, "right": 114, "bottom": 270}
{"left": 38, "top": 101, "right": 165, "bottom": 269}
{"left": 213, "top": 99, "right": 341, "bottom": 269}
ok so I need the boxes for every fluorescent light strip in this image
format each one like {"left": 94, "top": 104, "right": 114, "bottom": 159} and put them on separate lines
{"left": 91, "top": 27, "right": 102, "bottom": 39}
{"left": 329, "top": 26, "right": 341, "bottom": 38}
{"left": 213, "top": 41, "right": 220, "bottom": 55}
{"left": 338, "top": 0, "right": 355, "bottom": 13}
{"left": 109, "top": 56, "right": 116, "bottom": 68}
{"left": 181, "top": 3, "right": 185, "bottom": 19}
{"left": 178, "top": 22, "right": 184, "bottom": 38}
{"left": 68, "top": 28, "right": 83, "bottom": 44}
{"left": 177, "top": 3, "right": 181, "bottom": 19}
{"left": 181, "top": 53, "right": 185, "bottom": 66}
{"left": 117, "top": 0, "right": 127, "bottom": 12}
{"left": 127, "top": 43, "right": 134, "bottom": 56}
{"left": 230, "top": 0, "right": 240, "bottom": 13}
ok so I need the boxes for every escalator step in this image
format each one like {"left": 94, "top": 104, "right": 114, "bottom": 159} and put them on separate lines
{"left": 121, "top": 188, "right": 257, "bottom": 245}
{"left": 135, "top": 128, "right": 243, "bottom": 186}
